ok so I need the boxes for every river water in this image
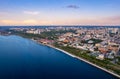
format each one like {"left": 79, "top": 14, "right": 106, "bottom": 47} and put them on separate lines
{"left": 0, "top": 35, "right": 118, "bottom": 79}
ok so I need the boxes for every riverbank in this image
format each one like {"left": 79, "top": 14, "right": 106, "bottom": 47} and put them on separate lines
{"left": 21, "top": 37, "right": 120, "bottom": 78}
{"left": 36, "top": 42, "right": 120, "bottom": 78}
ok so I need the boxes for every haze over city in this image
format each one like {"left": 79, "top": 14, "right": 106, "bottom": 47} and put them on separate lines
{"left": 0, "top": 0, "right": 120, "bottom": 26}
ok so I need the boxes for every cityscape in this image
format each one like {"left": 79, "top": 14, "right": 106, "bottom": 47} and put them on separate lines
{"left": 1, "top": 26, "right": 120, "bottom": 78}
{"left": 0, "top": 0, "right": 120, "bottom": 79}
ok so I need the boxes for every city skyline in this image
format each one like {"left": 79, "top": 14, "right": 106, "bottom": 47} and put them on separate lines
{"left": 0, "top": 0, "right": 120, "bottom": 26}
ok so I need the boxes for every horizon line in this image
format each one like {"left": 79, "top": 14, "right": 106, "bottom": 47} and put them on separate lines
{"left": 0, "top": 25, "right": 120, "bottom": 27}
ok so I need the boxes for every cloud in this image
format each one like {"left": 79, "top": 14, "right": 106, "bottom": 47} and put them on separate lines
{"left": 1, "top": 16, "right": 120, "bottom": 25}
{"left": 106, "top": 16, "right": 120, "bottom": 21}
{"left": 0, "top": 20, "right": 17, "bottom": 24}
{"left": 0, "top": 19, "right": 38, "bottom": 25}
{"left": 66, "top": 5, "right": 79, "bottom": 9}
{"left": 23, "top": 11, "right": 39, "bottom": 15}
{"left": 23, "top": 20, "right": 38, "bottom": 24}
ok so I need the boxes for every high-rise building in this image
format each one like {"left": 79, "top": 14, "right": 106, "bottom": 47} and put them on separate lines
{"left": 118, "top": 28, "right": 120, "bottom": 37}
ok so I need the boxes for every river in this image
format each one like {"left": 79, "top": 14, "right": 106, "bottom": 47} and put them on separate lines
{"left": 0, "top": 35, "right": 118, "bottom": 79}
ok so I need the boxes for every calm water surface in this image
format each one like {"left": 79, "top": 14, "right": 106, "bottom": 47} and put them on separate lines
{"left": 0, "top": 35, "right": 118, "bottom": 79}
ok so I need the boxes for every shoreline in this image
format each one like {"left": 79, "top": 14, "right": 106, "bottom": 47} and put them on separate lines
{"left": 31, "top": 38, "right": 120, "bottom": 78}
{"left": 6, "top": 34, "right": 120, "bottom": 78}
{"left": 37, "top": 43, "right": 120, "bottom": 78}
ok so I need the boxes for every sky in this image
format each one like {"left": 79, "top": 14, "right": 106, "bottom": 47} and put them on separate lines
{"left": 0, "top": 0, "right": 120, "bottom": 26}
